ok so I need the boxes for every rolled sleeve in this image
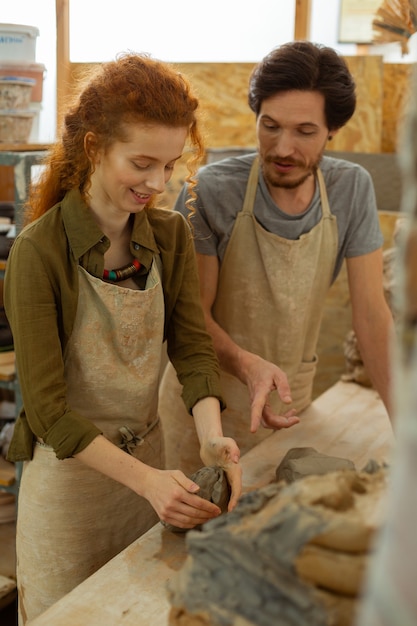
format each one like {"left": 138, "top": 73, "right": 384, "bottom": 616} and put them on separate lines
{"left": 181, "top": 373, "right": 225, "bottom": 415}
{"left": 44, "top": 412, "right": 102, "bottom": 460}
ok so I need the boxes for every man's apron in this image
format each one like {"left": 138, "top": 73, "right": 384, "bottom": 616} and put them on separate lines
{"left": 16, "top": 261, "right": 164, "bottom": 625}
{"left": 159, "top": 158, "right": 337, "bottom": 475}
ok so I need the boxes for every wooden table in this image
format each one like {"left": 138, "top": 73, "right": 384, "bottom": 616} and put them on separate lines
{"left": 28, "top": 380, "right": 394, "bottom": 626}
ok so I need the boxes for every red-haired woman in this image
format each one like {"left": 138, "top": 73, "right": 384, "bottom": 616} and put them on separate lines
{"left": 4, "top": 53, "right": 241, "bottom": 624}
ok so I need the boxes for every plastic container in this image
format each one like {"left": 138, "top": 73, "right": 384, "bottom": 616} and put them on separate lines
{"left": 0, "top": 77, "right": 35, "bottom": 109}
{"left": 0, "top": 62, "right": 45, "bottom": 102}
{"left": 0, "top": 110, "right": 35, "bottom": 143}
{"left": 0, "top": 23, "right": 39, "bottom": 62}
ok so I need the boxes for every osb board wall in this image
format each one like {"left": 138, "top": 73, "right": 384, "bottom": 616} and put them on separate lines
{"left": 176, "top": 63, "right": 257, "bottom": 148}
{"left": 331, "top": 55, "right": 383, "bottom": 153}
{"left": 174, "top": 56, "right": 412, "bottom": 155}
{"left": 382, "top": 62, "right": 414, "bottom": 152}
{"left": 69, "top": 55, "right": 412, "bottom": 152}
{"left": 67, "top": 56, "right": 414, "bottom": 211}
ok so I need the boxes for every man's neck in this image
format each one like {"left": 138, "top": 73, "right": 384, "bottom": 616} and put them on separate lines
{"left": 266, "top": 174, "right": 317, "bottom": 216}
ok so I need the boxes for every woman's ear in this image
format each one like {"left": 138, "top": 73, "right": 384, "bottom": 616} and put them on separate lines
{"left": 84, "top": 132, "right": 99, "bottom": 163}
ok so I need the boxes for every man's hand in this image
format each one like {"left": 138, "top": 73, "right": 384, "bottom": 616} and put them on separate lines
{"left": 239, "top": 351, "right": 300, "bottom": 433}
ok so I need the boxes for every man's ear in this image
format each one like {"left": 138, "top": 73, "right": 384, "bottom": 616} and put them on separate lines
{"left": 328, "top": 128, "right": 340, "bottom": 142}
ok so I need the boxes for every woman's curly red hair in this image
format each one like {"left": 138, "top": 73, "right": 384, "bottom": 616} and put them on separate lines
{"left": 25, "top": 53, "right": 204, "bottom": 225}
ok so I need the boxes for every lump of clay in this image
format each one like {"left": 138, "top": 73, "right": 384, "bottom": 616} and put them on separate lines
{"left": 161, "top": 465, "right": 231, "bottom": 533}
{"left": 342, "top": 330, "right": 373, "bottom": 387}
{"left": 168, "top": 466, "right": 388, "bottom": 626}
{"left": 276, "top": 447, "right": 355, "bottom": 483}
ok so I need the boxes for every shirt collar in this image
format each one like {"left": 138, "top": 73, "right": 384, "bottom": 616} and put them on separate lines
{"left": 61, "top": 188, "right": 159, "bottom": 259}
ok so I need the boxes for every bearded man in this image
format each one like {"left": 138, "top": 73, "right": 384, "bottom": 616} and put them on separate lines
{"left": 159, "top": 41, "right": 394, "bottom": 474}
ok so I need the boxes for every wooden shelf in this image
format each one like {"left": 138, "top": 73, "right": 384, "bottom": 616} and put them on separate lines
{"left": 0, "top": 352, "right": 15, "bottom": 383}
{"left": 0, "top": 148, "right": 49, "bottom": 234}
{"left": 0, "top": 143, "right": 51, "bottom": 152}
{"left": 0, "top": 456, "right": 15, "bottom": 488}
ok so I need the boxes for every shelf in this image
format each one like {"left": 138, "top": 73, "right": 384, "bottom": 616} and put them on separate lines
{"left": 0, "top": 148, "right": 49, "bottom": 234}
{"left": 0, "top": 143, "right": 51, "bottom": 152}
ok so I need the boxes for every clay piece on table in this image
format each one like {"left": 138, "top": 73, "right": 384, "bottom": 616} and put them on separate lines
{"left": 161, "top": 465, "right": 231, "bottom": 533}
{"left": 168, "top": 465, "right": 388, "bottom": 626}
{"left": 341, "top": 329, "right": 373, "bottom": 387}
{"left": 275, "top": 447, "right": 356, "bottom": 483}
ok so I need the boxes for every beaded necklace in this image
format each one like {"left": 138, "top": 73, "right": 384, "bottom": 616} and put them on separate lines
{"left": 103, "top": 258, "right": 141, "bottom": 282}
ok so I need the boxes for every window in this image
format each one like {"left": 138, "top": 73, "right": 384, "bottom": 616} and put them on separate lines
{"left": 69, "top": 0, "right": 296, "bottom": 63}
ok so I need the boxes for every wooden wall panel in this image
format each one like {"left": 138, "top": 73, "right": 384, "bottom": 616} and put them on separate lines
{"left": 69, "top": 57, "right": 411, "bottom": 155}
{"left": 331, "top": 56, "right": 384, "bottom": 153}
{"left": 68, "top": 57, "right": 414, "bottom": 211}
{"left": 70, "top": 61, "right": 258, "bottom": 149}
{"left": 382, "top": 63, "right": 414, "bottom": 153}
{"left": 175, "top": 63, "right": 257, "bottom": 149}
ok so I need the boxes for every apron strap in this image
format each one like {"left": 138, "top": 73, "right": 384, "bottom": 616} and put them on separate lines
{"left": 316, "top": 169, "right": 331, "bottom": 217}
{"left": 242, "top": 157, "right": 259, "bottom": 215}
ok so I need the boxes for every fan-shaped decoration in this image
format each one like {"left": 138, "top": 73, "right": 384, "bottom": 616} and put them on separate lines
{"left": 372, "top": 0, "right": 417, "bottom": 54}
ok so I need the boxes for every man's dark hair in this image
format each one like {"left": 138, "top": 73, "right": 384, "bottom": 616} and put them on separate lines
{"left": 248, "top": 40, "right": 356, "bottom": 131}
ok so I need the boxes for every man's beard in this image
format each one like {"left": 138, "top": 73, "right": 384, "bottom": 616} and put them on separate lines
{"left": 261, "top": 153, "right": 323, "bottom": 190}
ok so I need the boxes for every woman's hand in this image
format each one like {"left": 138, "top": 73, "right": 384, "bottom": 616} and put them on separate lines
{"left": 199, "top": 436, "right": 242, "bottom": 511}
{"left": 141, "top": 467, "right": 223, "bottom": 529}
{"left": 75, "top": 435, "right": 223, "bottom": 530}
{"left": 192, "top": 396, "right": 243, "bottom": 512}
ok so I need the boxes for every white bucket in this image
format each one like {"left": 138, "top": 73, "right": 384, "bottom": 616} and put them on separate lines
{"left": 0, "top": 24, "right": 39, "bottom": 62}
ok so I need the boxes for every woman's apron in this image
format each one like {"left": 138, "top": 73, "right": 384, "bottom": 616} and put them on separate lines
{"left": 159, "top": 158, "right": 337, "bottom": 475}
{"left": 17, "top": 260, "right": 165, "bottom": 625}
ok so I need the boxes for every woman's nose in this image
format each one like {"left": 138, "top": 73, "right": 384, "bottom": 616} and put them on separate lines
{"left": 144, "top": 168, "right": 166, "bottom": 194}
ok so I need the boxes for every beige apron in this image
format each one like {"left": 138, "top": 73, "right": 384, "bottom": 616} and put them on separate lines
{"left": 159, "top": 158, "right": 337, "bottom": 474}
{"left": 17, "top": 261, "right": 164, "bottom": 625}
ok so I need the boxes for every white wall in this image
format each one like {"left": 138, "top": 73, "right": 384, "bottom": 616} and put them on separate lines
{"left": 69, "top": 0, "right": 296, "bottom": 63}
{"left": 1, "top": 0, "right": 417, "bottom": 144}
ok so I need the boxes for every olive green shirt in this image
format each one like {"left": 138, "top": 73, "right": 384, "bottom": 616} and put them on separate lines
{"left": 4, "top": 189, "right": 223, "bottom": 461}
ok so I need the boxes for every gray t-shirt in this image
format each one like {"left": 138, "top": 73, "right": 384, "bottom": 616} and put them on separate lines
{"left": 175, "top": 153, "right": 383, "bottom": 283}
